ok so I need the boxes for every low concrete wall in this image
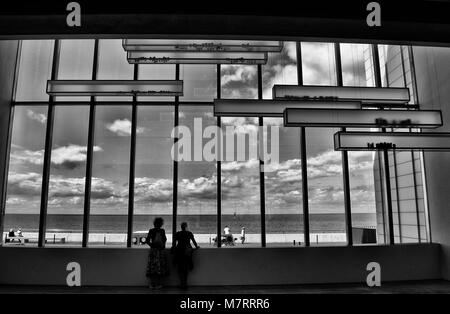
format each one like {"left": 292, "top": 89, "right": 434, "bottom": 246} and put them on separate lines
{"left": 0, "top": 244, "right": 441, "bottom": 286}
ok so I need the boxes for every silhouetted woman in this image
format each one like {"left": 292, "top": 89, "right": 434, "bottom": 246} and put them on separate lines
{"left": 173, "top": 222, "right": 199, "bottom": 288}
{"left": 145, "top": 217, "right": 168, "bottom": 289}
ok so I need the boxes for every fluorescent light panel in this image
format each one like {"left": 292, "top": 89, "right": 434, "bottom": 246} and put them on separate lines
{"left": 127, "top": 51, "right": 268, "bottom": 64}
{"left": 213, "top": 99, "right": 362, "bottom": 117}
{"left": 284, "top": 108, "right": 442, "bottom": 128}
{"left": 47, "top": 80, "right": 183, "bottom": 96}
{"left": 273, "top": 85, "right": 410, "bottom": 104}
{"left": 334, "top": 131, "right": 450, "bottom": 151}
{"left": 122, "top": 39, "right": 283, "bottom": 52}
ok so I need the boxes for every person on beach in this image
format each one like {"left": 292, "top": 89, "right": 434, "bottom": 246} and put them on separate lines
{"left": 172, "top": 222, "right": 199, "bottom": 288}
{"left": 240, "top": 227, "right": 246, "bottom": 244}
{"left": 145, "top": 217, "right": 168, "bottom": 290}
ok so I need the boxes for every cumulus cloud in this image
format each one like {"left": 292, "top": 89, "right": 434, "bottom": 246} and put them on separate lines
{"left": 220, "top": 65, "right": 258, "bottom": 99}
{"left": 51, "top": 145, "right": 103, "bottom": 169}
{"left": 10, "top": 145, "right": 103, "bottom": 169}
{"left": 106, "top": 119, "right": 144, "bottom": 136}
{"left": 26, "top": 109, "right": 47, "bottom": 124}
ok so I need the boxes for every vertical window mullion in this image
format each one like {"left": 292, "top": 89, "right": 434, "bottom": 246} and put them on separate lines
{"left": 257, "top": 64, "right": 266, "bottom": 247}
{"left": 38, "top": 40, "right": 60, "bottom": 247}
{"left": 297, "top": 42, "right": 310, "bottom": 247}
{"left": 172, "top": 64, "right": 180, "bottom": 244}
{"left": 216, "top": 64, "right": 222, "bottom": 248}
{"left": 126, "top": 63, "right": 138, "bottom": 248}
{"left": 82, "top": 39, "right": 99, "bottom": 248}
{"left": 334, "top": 43, "right": 353, "bottom": 246}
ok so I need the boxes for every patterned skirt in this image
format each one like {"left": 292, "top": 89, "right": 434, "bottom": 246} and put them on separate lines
{"left": 146, "top": 248, "right": 169, "bottom": 277}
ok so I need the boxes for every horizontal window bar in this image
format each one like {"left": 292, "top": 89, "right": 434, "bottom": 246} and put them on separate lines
{"left": 127, "top": 51, "right": 268, "bottom": 64}
{"left": 284, "top": 108, "right": 442, "bottom": 128}
{"left": 213, "top": 99, "right": 361, "bottom": 117}
{"left": 123, "top": 39, "right": 283, "bottom": 52}
{"left": 273, "top": 85, "right": 410, "bottom": 104}
{"left": 335, "top": 131, "right": 450, "bottom": 151}
{"left": 47, "top": 80, "right": 183, "bottom": 96}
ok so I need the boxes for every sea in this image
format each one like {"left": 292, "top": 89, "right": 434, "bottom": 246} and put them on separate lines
{"left": 3, "top": 213, "right": 376, "bottom": 234}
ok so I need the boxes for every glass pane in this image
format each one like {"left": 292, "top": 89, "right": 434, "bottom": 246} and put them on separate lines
{"left": 138, "top": 64, "right": 175, "bottom": 101}
{"left": 378, "top": 45, "right": 406, "bottom": 88}
{"left": 46, "top": 106, "right": 90, "bottom": 246}
{"left": 96, "top": 40, "right": 134, "bottom": 101}
{"left": 55, "top": 39, "right": 95, "bottom": 102}
{"left": 221, "top": 117, "right": 260, "bottom": 246}
{"left": 15, "top": 40, "right": 54, "bottom": 101}
{"left": 264, "top": 118, "right": 304, "bottom": 247}
{"left": 180, "top": 65, "right": 217, "bottom": 102}
{"left": 221, "top": 65, "right": 258, "bottom": 99}
{"left": 340, "top": 43, "right": 375, "bottom": 87}
{"left": 263, "top": 41, "right": 298, "bottom": 99}
{"left": 347, "top": 127, "right": 379, "bottom": 245}
{"left": 89, "top": 106, "right": 132, "bottom": 246}
{"left": 4, "top": 106, "right": 48, "bottom": 246}
{"left": 133, "top": 106, "right": 174, "bottom": 246}
{"left": 306, "top": 128, "right": 347, "bottom": 246}
{"left": 178, "top": 106, "right": 217, "bottom": 246}
{"left": 301, "top": 42, "right": 337, "bottom": 86}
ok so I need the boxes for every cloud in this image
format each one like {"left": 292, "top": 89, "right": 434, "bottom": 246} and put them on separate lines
{"left": 106, "top": 119, "right": 144, "bottom": 137}
{"left": 51, "top": 145, "right": 103, "bottom": 169}
{"left": 220, "top": 65, "right": 258, "bottom": 99}
{"left": 221, "top": 160, "right": 259, "bottom": 172}
{"left": 11, "top": 145, "right": 103, "bottom": 169}
{"left": 26, "top": 109, "right": 47, "bottom": 124}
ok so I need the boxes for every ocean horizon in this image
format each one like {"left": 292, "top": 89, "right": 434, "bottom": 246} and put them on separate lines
{"left": 3, "top": 213, "right": 376, "bottom": 234}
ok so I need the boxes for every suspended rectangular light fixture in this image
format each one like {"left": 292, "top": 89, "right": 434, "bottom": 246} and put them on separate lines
{"left": 334, "top": 131, "right": 450, "bottom": 151}
{"left": 273, "top": 85, "right": 410, "bottom": 104}
{"left": 213, "top": 99, "right": 362, "bottom": 117}
{"left": 122, "top": 39, "right": 283, "bottom": 52}
{"left": 284, "top": 108, "right": 442, "bottom": 128}
{"left": 127, "top": 51, "right": 268, "bottom": 65}
{"left": 47, "top": 80, "right": 183, "bottom": 96}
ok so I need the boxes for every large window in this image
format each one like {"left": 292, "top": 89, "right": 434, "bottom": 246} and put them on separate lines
{"left": 178, "top": 106, "right": 217, "bottom": 244}
{"left": 3, "top": 39, "right": 429, "bottom": 248}
{"left": 4, "top": 106, "right": 48, "bottom": 245}
{"left": 89, "top": 106, "right": 132, "bottom": 246}
{"left": 134, "top": 106, "right": 174, "bottom": 246}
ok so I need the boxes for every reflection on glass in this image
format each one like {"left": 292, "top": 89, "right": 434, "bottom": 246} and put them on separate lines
{"left": 46, "top": 106, "right": 90, "bottom": 246}
{"left": 178, "top": 106, "right": 217, "bottom": 245}
{"left": 15, "top": 40, "right": 54, "bottom": 101}
{"left": 133, "top": 106, "right": 174, "bottom": 246}
{"left": 89, "top": 106, "right": 132, "bottom": 246}
{"left": 4, "top": 106, "right": 48, "bottom": 246}
{"left": 340, "top": 44, "right": 375, "bottom": 87}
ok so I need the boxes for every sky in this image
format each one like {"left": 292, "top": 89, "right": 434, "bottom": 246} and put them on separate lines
{"left": 5, "top": 40, "right": 379, "bottom": 217}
